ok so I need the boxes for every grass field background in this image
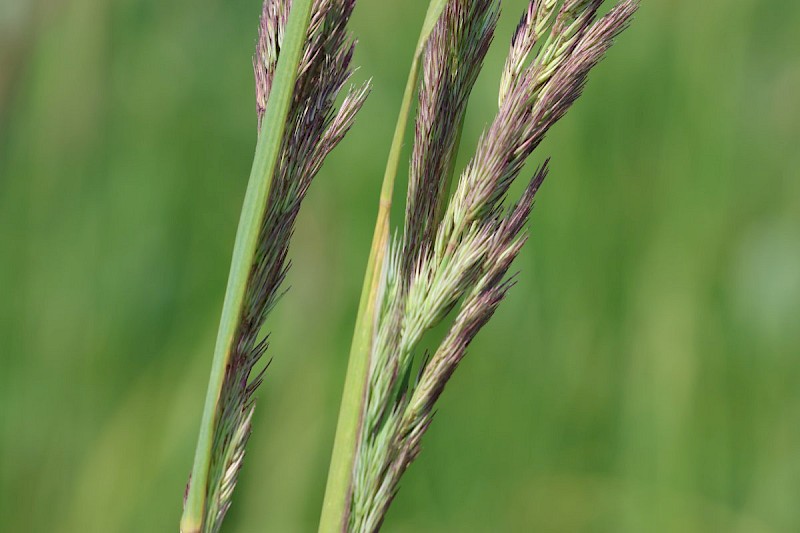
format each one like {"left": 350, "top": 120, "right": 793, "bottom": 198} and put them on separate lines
{"left": 1, "top": 0, "right": 799, "bottom": 531}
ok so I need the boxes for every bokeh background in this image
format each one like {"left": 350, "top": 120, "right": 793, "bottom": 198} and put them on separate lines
{"left": 2, "top": 0, "right": 799, "bottom": 531}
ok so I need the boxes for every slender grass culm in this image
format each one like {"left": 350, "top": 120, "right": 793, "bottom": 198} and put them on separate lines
{"left": 320, "top": 1, "right": 639, "bottom": 532}
{"left": 180, "top": 1, "right": 368, "bottom": 532}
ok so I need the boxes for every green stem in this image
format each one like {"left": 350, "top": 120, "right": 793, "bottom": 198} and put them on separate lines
{"left": 317, "top": 2, "right": 447, "bottom": 532}
{"left": 180, "top": 1, "right": 314, "bottom": 531}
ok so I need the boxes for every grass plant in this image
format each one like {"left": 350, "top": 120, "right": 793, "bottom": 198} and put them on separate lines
{"left": 183, "top": 1, "right": 637, "bottom": 531}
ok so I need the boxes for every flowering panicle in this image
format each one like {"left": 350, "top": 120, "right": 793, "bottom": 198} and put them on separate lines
{"left": 195, "top": 1, "right": 370, "bottom": 531}
{"left": 346, "top": 1, "right": 637, "bottom": 531}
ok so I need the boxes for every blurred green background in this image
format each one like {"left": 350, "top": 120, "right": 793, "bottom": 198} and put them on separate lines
{"left": 2, "top": 0, "right": 799, "bottom": 531}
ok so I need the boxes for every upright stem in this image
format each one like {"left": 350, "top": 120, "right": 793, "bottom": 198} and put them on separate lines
{"left": 180, "top": 1, "right": 314, "bottom": 531}
{"left": 317, "top": 2, "right": 447, "bottom": 532}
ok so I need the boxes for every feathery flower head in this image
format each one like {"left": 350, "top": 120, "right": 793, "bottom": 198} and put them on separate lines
{"left": 345, "top": 1, "right": 637, "bottom": 531}
{"left": 186, "top": 1, "right": 369, "bottom": 531}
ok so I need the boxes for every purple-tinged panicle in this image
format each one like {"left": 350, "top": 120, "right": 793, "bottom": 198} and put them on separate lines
{"left": 196, "top": 1, "right": 370, "bottom": 531}
{"left": 346, "top": 1, "right": 637, "bottom": 531}
{"left": 407, "top": 0, "right": 638, "bottom": 468}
